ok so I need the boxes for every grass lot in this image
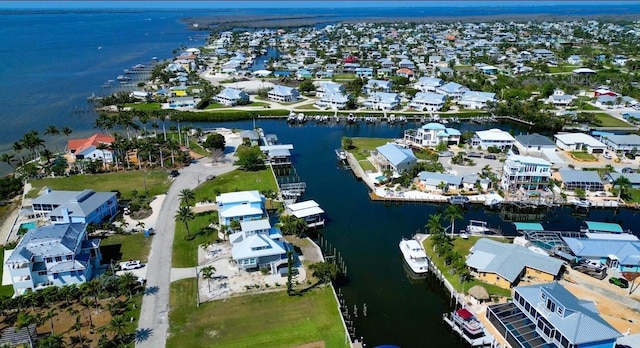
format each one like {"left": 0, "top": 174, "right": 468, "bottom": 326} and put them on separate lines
{"left": 423, "top": 236, "right": 512, "bottom": 298}
{"left": 194, "top": 168, "right": 278, "bottom": 202}
{"left": 29, "top": 170, "right": 172, "bottom": 200}
{"left": 448, "top": 111, "right": 489, "bottom": 118}
{"left": 580, "top": 103, "right": 600, "bottom": 111}
{"left": 124, "top": 103, "right": 162, "bottom": 111}
{"left": 348, "top": 137, "right": 392, "bottom": 161}
{"left": 205, "top": 103, "right": 226, "bottom": 109}
{"left": 548, "top": 65, "right": 576, "bottom": 73}
{"left": 296, "top": 104, "right": 320, "bottom": 110}
{"left": 172, "top": 211, "right": 218, "bottom": 267}
{"left": 593, "top": 113, "right": 632, "bottom": 127}
{"left": 332, "top": 73, "right": 356, "bottom": 80}
{"left": 99, "top": 233, "right": 153, "bottom": 264}
{"left": 570, "top": 151, "right": 597, "bottom": 161}
{"left": 359, "top": 160, "right": 376, "bottom": 172}
{"left": 168, "top": 279, "right": 348, "bottom": 348}
{"left": 0, "top": 249, "right": 14, "bottom": 297}
{"left": 628, "top": 189, "right": 640, "bottom": 203}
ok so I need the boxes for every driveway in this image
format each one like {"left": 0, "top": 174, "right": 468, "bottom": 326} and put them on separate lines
{"left": 135, "top": 155, "right": 238, "bottom": 348}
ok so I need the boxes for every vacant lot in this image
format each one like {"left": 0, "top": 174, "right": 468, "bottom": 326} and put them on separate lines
{"left": 348, "top": 137, "right": 392, "bottom": 161}
{"left": 594, "top": 113, "right": 632, "bottom": 127}
{"left": 168, "top": 279, "right": 347, "bottom": 348}
{"left": 193, "top": 168, "right": 278, "bottom": 202}
{"left": 100, "top": 233, "right": 153, "bottom": 264}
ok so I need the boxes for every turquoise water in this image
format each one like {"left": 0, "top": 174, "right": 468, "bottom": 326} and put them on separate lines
{"left": 19, "top": 221, "right": 36, "bottom": 231}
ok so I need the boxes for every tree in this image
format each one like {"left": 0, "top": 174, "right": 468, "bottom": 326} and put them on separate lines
{"left": 202, "top": 133, "right": 225, "bottom": 150}
{"left": 44, "top": 307, "right": 58, "bottom": 334}
{"left": 175, "top": 206, "right": 195, "bottom": 239}
{"left": 200, "top": 265, "right": 216, "bottom": 292}
{"left": 425, "top": 214, "right": 446, "bottom": 242}
{"left": 0, "top": 153, "right": 16, "bottom": 169}
{"left": 444, "top": 205, "right": 463, "bottom": 238}
{"left": 136, "top": 220, "right": 145, "bottom": 233}
{"left": 435, "top": 141, "right": 448, "bottom": 152}
{"left": 80, "top": 297, "right": 94, "bottom": 328}
{"left": 62, "top": 126, "right": 73, "bottom": 141}
{"left": 235, "top": 146, "right": 265, "bottom": 171}
{"left": 308, "top": 262, "right": 340, "bottom": 284}
{"left": 118, "top": 272, "right": 138, "bottom": 299}
{"left": 44, "top": 125, "right": 60, "bottom": 154}
{"left": 108, "top": 315, "right": 128, "bottom": 343}
{"left": 612, "top": 176, "right": 632, "bottom": 200}
{"left": 298, "top": 80, "right": 316, "bottom": 95}
{"left": 286, "top": 251, "right": 296, "bottom": 295}
{"left": 278, "top": 215, "right": 308, "bottom": 237}
{"left": 179, "top": 188, "right": 195, "bottom": 207}
{"left": 341, "top": 137, "right": 354, "bottom": 150}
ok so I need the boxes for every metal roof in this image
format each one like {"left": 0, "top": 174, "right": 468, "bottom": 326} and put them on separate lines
{"left": 584, "top": 221, "right": 623, "bottom": 233}
{"left": 376, "top": 144, "right": 417, "bottom": 167}
{"left": 7, "top": 223, "right": 85, "bottom": 263}
{"left": 513, "top": 222, "right": 545, "bottom": 231}
{"left": 558, "top": 169, "right": 603, "bottom": 184}
{"left": 515, "top": 133, "right": 556, "bottom": 147}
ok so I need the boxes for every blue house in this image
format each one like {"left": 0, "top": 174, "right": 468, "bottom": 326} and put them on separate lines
{"left": 229, "top": 219, "right": 290, "bottom": 273}
{"left": 216, "top": 190, "right": 266, "bottom": 226}
{"left": 32, "top": 189, "right": 118, "bottom": 225}
{"left": 562, "top": 237, "right": 640, "bottom": 272}
{"left": 375, "top": 144, "right": 417, "bottom": 175}
{"left": 355, "top": 67, "right": 374, "bottom": 79}
{"left": 487, "top": 282, "right": 621, "bottom": 348}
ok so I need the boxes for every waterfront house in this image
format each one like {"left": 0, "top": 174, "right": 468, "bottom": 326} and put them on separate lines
{"left": 31, "top": 189, "right": 118, "bottom": 225}
{"left": 168, "top": 96, "right": 196, "bottom": 109}
{"left": 600, "top": 134, "right": 640, "bottom": 154}
{"left": 363, "top": 79, "right": 393, "bottom": 94}
{"left": 355, "top": 67, "right": 374, "bottom": 79}
{"left": 315, "top": 91, "right": 350, "bottom": 110}
{"left": 409, "top": 92, "right": 446, "bottom": 111}
{"left": 466, "top": 238, "right": 564, "bottom": 289}
{"left": 436, "top": 82, "right": 470, "bottom": 99}
{"left": 554, "top": 133, "right": 607, "bottom": 154}
{"left": 67, "top": 133, "right": 115, "bottom": 165}
{"left": 228, "top": 219, "right": 289, "bottom": 274}
{"left": 487, "top": 282, "right": 621, "bottom": 348}
{"left": 417, "top": 171, "right": 463, "bottom": 192}
{"left": 214, "top": 87, "right": 250, "bottom": 106}
{"left": 558, "top": 169, "right": 604, "bottom": 191}
{"left": 285, "top": 200, "right": 325, "bottom": 228}
{"left": 216, "top": 190, "right": 266, "bottom": 226}
{"left": 561, "top": 237, "right": 640, "bottom": 272}
{"left": 315, "top": 81, "right": 345, "bottom": 98}
{"left": 362, "top": 92, "right": 400, "bottom": 110}
{"left": 457, "top": 91, "right": 496, "bottom": 109}
{"left": 566, "top": 55, "right": 583, "bottom": 65}
{"left": 260, "top": 144, "right": 294, "bottom": 166}
{"left": 6, "top": 223, "right": 102, "bottom": 295}
{"left": 471, "top": 129, "right": 515, "bottom": 150}
{"left": 239, "top": 130, "right": 259, "bottom": 146}
{"left": 403, "top": 123, "right": 461, "bottom": 147}
{"left": 514, "top": 133, "right": 557, "bottom": 156}
{"left": 374, "top": 143, "right": 418, "bottom": 175}
{"left": 268, "top": 85, "right": 300, "bottom": 103}
{"left": 546, "top": 90, "right": 574, "bottom": 107}
{"left": 604, "top": 172, "right": 640, "bottom": 188}
{"left": 500, "top": 155, "right": 552, "bottom": 191}
{"left": 414, "top": 77, "right": 444, "bottom": 93}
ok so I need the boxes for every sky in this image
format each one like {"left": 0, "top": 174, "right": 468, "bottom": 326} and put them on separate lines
{"left": 0, "top": 1, "right": 628, "bottom": 10}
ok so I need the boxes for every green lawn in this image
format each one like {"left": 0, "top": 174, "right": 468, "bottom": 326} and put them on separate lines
{"left": 348, "top": 137, "right": 392, "bottom": 161}
{"left": 172, "top": 211, "right": 218, "bottom": 268}
{"left": 548, "top": 65, "right": 576, "bottom": 73}
{"left": 124, "top": 103, "right": 162, "bottom": 111}
{"left": 29, "top": 170, "right": 172, "bottom": 200}
{"left": 628, "top": 189, "right": 640, "bottom": 203}
{"left": 205, "top": 103, "right": 226, "bottom": 109}
{"left": 193, "top": 168, "right": 278, "bottom": 203}
{"left": 168, "top": 279, "right": 348, "bottom": 348}
{"left": 0, "top": 249, "right": 14, "bottom": 297}
{"left": 570, "top": 152, "right": 597, "bottom": 161}
{"left": 99, "top": 233, "right": 153, "bottom": 264}
{"left": 332, "top": 74, "right": 356, "bottom": 80}
{"left": 593, "top": 113, "right": 632, "bottom": 127}
{"left": 579, "top": 103, "right": 600, "bottom": 111}
{"left": 358, "top": 160, "right": 376, "bottom": 172}
{"left": 423, "top": 236, "right": 512, "bottom": 298}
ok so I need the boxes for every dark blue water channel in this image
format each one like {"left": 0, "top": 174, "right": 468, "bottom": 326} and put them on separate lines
{"left": 189, "top": 119, "right": 640, "bottom": 347}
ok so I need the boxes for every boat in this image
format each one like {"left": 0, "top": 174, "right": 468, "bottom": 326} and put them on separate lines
{"left": 116, "top": 75, "right": 131, "bottom": 84}
{"left": 466, "top": 220, "right": 490, "bottom": 235}
{"left": 399, "top": 237, "right": 429, "bottom": 274}
{"left": 335, "top": 148, "right": 348, "bottom": 162}
{"left": 449, "top": 195, "right": 470, "bottom": 205}
{"left": 443, "top": 308, "right": 494, "bottom": 347}
{"left": 459, "top": 231, "right": 469, "bottom": 239}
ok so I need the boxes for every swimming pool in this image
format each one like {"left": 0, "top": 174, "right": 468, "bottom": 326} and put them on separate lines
{"left": 19, "top": 221, "right": 37, "bottom": 232}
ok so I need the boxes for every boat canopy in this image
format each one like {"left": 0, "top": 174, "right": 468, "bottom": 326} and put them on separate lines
{"left": 456, "top": 308, "right": 474, "bottom": 319}
{"left": 513, "top": 222, "right": 544, "bottom": 232}
{"left": 584, "top": 221, "right": 623, "bottom": 233}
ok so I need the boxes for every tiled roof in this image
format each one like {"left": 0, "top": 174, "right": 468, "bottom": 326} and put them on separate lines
{"left": 67, "top": 133, "right": 114, "bottom": 154}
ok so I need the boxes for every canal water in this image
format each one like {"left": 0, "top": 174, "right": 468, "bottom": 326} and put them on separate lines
{"left": 194, "top": 119, "right": 639, "bottom": 347}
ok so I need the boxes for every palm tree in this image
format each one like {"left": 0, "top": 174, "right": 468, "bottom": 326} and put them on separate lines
{"left": 96, "top": 142, "right": 110, "bottom": 171}
{"left": 136, "top": 220, "right": 145, "bottom": 233}
{"left": 62, "top": 126, "right": 73, "bottom": 142}
{"left": 612, "top": 176, "right": 632, "bottom": 200}
{"left": 37, "top": 333, "right": 64, "bottom": 348}
{"left": 71, "top": 315, "right": 84, "bottom": 347}
{"left": 108, "top": 315, "right": 128, "bottom": 343}
{"left": 44, "top": 307, "right": 58, "bottom": 334}
{"left": 12, "top": 141, "right": 25, "bottom": 167}
{"left": 80, "top": 297, "right": 94, "bottom": 327}
{"left": 44, "top": 125, "right": 60, "bottom": 154}
{"left": 0, "top": 153, "right": 16, "bottom": 169}
{"left": 444, "top": 204, "right": 463, "bottom": 238}
{"left": 179, "top": 188, "right": 195, "bottom": 207}
{"left": 118, "top": 272, "right": 138, "bottom": 298}
{"left": 175, "top": 206, "right": 195, "bottom": 239}
{"left": 15, "top": 311, "right": 36, "bottom": 348}
{"left": 200, "top": 265, "right": 216, "bottom": 292}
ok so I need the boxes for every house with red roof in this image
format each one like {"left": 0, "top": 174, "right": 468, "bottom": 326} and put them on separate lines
{"left": 344, "top": 55, "right": 359, "bottom": 64}
{"left": 396, "top": 68, "right": 415, "bottom": 80}
{"left": 67, "top": 133, "right": 115, "bottom": 164}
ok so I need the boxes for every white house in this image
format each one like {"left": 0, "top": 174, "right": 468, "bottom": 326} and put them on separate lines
{"left": 554, "top": 133, "right": 607, "bottom": 154}
{"left": 31, "top": 189, "right": 118, "bottom": 225}
{"left": 409, "top": 92, "right": 446, "bottom": 111}
{"left": 67, "top": 133, "right": 115, "bottom": 165}
{"left": 403, "top": 123, "right": 461, "bottom": 147}
{"left": 601, "top": 134, "right": 640, "bottom": 153}
{"left": 566, "top": 55, "right": 582, "bottom": 65}
{"left": 316, "top": 81, "right": 344, "bottom": 98}
{"left": 436, "top": 82, "right": 469, "bottom": 99}
{"left": 418, "top": 171, "right": 463, "bottom": 192}
{"left": 285, "top": 200, "right": 325, "bottom": 228}
{"left": 458, "top": 91, "right": 496, "bottom": 109}
{"left": 6, "top": 223, "right": 102, "bottom": 295}
{"left": 362, "top": 92, "right": 400, "bottom": 110}
{"left": 471, "top": 129, "right": 516, "bottom": 150}
{"left": 315, "top": 91, "right": 350, "bottom": 110}
{"left": 546, "top": 89, "right": 574, "bottom": 107}
{"left": 514, "top": 133, "right": 557, "bottom": 155}
{"left": 215, "top": 87, "right": 250, "bottom": 106}
{"left": 501, "top": 155, "right": 552, "bottom": 191}
{"left": 374, "top": 143, "right": 417, "bottom": 175}
{"left": 216, "top": 190, "right": 266, "bottom": 226}
{"left": 414, "top": 77, "right": 443, "bottom": 93}
{"left": 268, "top": 85, "right": 300, "bottom": 103}
{"left": 363, "top": 79, "right": 393, "bottom": 94}
{"left": 228, "top": 219, "right": 289, "bottom": 273}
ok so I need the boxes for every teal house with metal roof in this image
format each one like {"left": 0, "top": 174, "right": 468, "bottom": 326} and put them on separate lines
{"left": 487, "top": 282, "right": 622, "bottom": 348}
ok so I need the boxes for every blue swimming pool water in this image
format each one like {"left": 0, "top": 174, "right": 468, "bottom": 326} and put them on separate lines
{"left": 19, "top": 222, "right": 36, "bottom": 231}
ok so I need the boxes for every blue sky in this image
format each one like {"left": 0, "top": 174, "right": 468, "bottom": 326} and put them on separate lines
{"left": 0, "top": 1, "right": 623, "bottom": 10}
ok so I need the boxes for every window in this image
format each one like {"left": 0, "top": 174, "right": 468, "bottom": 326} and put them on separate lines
{"left": 66, "top": 255, "right": 73, "bottom": 261}
{"left": 54, "top": 256, "right": 62, "bottom": 262}
{"left": 45, "top": 257, "right": 52, "bottom": 263}
{"left": 546, "top": 298, "right": 556, "bottom": 313}
{"left": 37, "top": 271, "right": 47, "bottom": 276}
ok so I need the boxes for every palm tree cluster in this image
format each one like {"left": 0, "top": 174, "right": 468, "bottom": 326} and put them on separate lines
{"left": 2, "top": 126, "right": 73, "bottom": 179}
{"left": 425, "top": 212, "right": 471, "bottom": 283}
{"left": 0, "top": 273, "right": 143, "bottom": 347}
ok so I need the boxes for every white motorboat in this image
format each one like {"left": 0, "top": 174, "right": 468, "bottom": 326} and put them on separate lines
{"left": 443, "top": 308, "right": 494, "bottom": 347}
{"left": 399, "top": 238, "right": 429, "bottom": 274}
{"left": 335, "top": 148, "right": 348, "bottom": 162}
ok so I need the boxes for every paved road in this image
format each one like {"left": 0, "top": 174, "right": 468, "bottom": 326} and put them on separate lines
{"left": 136, "top": 157, "right": 237, "bottom": 348}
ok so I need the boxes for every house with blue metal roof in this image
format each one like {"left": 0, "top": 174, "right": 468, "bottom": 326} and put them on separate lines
{"left": 417, "top": 171, "right": 463, "bottom": 192}
{"left": 436, "top": 82, "right": 469, "bottom": 99}
{"left": 414, "top": 77, "right": 443, "bottom": 93}
{"left": 362, "top": 92, "right": 400, "bottom": 110}
{"left": 604, "top": 172, "right": 640, "bottom": 189}
{"left": 561, "top": 238, "right": 640, "bottom": 272}
{"left": 228, "top": 219, "right": 290, "bottom": 273}
{"left": 487, "top": 282, "right": 621, "bottom": 348}
{"left": 363, "top": 79, "right": 393, "bottom": 94}
{"left": 409, "top": 92, "right": 446, "bottom": 111}
{"left": 403, "top": 123, "right": 461, "bottom": 147}
{"left": 32, "top": 189, "right": 118, "bottom": 225}
{"left": 267, "top": 85, "right": 300, "bottom": 103}
{"left": 214, "top": 87, "right": 249, "bottom": 106}
{"left": 466, "top": 238, "right": 564, "bottom": 289}
{"left": 374, "top": 144, "right": 417, "bottom": 175}
{"left": 458, "top": 91, "right": 496, "bottom": 109}
{"left": 216, "top": 190, "right": 266, "bottom": 226}
{"left": 6, "top": 223, "right": 102, "bottom": 296}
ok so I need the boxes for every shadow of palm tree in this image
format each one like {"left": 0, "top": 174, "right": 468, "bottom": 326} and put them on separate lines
{"left": 144, "top": 285, "right": 159, "bottom": 296}
{"left": 135, "top": 328, "right": 153, "bottom": 343}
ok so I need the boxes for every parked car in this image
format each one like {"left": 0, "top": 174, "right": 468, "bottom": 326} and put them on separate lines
{"left": 169, "top": 170, "right": 180, "bottom": 178}
{"left": 621, "top": 167, "right": 635, "bottom": 174}
{"left": 121, "top": 260, "right": 144, "bottom": 270}
{"left": 484, "top": 154, "right": 497, "bottom": 160}
{"left": 467, "top": 152, "right": 482, "bottom": 158}
{"left": 609, "top": 277, "right": 629, "bottom": 289}
{"left": 438, "top": 151, "right": 454, "bottom": 157}
{"left": 603, "top": 152, "right": 612, "bottom": 160}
